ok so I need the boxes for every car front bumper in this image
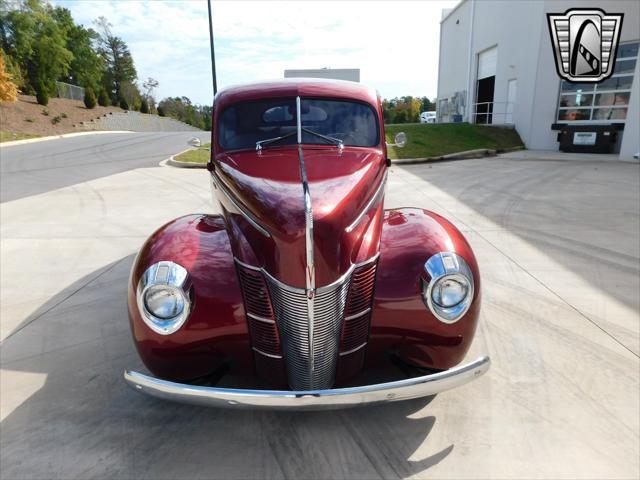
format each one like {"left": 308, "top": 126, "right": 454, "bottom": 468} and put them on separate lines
{"left": 124, "top": 355, "right": 490, "bottom": 410}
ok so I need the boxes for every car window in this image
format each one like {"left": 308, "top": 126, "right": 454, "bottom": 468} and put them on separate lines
{"left": 219, "top": 98, "right": 379, "bottom": 150}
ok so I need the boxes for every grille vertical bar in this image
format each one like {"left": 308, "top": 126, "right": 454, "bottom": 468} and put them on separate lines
{"left": 341, "top": 261, "right": 378, "bottom": 353}
{"left": 236, "top": 265, "right": 281, "bottom": 358}
{"left": 267, "top": 275, "right": 350, "bottom": 390}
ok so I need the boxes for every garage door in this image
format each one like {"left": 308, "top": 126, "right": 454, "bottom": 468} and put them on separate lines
{"left": 478, "top": 46, "right": 498, "bottom": 79}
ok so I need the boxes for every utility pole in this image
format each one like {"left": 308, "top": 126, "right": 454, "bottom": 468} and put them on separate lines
{"left": 207, "top": 0, "right": 218, "bottom": 97}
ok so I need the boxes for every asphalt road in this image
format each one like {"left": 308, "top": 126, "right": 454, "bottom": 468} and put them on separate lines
{"left": 0, "top": 136, "right": 638, "bottom": 479}
{"left": 0, "top": 131, "right": 210, "bottom": 203}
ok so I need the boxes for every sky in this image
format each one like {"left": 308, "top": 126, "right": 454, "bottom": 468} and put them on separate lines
{"left": 54, "top": 0, "right": 458, "bottom": 106}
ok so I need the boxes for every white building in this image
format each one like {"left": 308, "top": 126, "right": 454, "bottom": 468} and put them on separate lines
{"left": 437, "top": 0, "right": 639, "bottom": 160}
{"left": 284, "top": 68, "right": 360, "bottom": 82}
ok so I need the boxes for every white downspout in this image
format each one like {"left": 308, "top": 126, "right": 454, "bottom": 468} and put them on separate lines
{"left": 466, "top": 0, "right": 476, "bottom": 122}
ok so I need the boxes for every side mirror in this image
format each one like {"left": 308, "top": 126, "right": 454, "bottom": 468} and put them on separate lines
{"left": 187, "top": 137, "right": 201, "bottom": 148}
{"left": 394, "top": 132, "right": 407, "bottom": 148}
{"left": 386, "top": 132, "right": 407, "bottom": 148}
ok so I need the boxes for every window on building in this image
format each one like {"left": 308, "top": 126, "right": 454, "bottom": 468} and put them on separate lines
{"left": 556, "top": 41, "right": 638, "bottom": 123}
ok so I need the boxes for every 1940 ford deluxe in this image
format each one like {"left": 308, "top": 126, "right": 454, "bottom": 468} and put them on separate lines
{"left": 125, "top": 79, "right": 490, "bottom": 409}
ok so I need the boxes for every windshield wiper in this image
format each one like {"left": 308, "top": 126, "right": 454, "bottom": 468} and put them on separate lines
{"left": 255, "top": 127, "right": 344, "bottom": 151}
{"left": 255, "top": 131, "right": 297, "bottom": 151}
{"left": 301, "top": 128, "right": 344, "bottom": 148}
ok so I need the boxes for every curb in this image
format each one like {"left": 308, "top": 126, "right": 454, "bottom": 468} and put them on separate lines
{"left": 0, "top": 130, "right": 133, "bottom": 148}
{"left": 166, "top": 148, "right": 208, "bottom": 169}
{"left": 391, "top": 148, "right": 499, "bottom": 165}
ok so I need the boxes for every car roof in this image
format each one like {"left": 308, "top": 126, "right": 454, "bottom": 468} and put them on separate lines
{"left": 214, "top": 79, "right": 379, "bottom": 111}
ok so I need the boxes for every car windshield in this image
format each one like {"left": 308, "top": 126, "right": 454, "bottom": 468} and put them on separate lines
{"left": 218, "top": 98, "right": 379, "bottom": 151}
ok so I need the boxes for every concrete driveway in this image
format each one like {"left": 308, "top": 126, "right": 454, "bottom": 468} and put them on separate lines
{"left": 1, "top": 139, "right": 638, "bottom": 479}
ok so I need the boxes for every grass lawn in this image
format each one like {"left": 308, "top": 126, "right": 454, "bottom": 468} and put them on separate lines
{"left": 174, "top": 143, "right": 211, "bottom": 163}
{"left": 0, "top": 131, "right": 41, "bottom": 143}
{"left": 385, "top": 123, "right": 524, "bottom": 160}
{"left": 171, "top": 124, "right": 523, "bottom": 163}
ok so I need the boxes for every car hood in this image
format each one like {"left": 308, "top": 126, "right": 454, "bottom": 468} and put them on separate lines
{"left": 214, "top": 146, "right": 386, "bottom": 287}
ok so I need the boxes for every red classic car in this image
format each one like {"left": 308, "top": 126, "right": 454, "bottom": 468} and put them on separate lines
{"left": 125, "top": 79, "right": 490, "bottom": 409}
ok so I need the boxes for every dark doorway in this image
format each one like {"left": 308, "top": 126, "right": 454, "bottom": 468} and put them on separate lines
{"left": 475, "top": 76, "right": 495, "bottom": 124}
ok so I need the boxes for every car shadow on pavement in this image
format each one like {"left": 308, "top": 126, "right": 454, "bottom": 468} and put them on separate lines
{"left": 1, "top": 255, "right": 453, "bottom": 480}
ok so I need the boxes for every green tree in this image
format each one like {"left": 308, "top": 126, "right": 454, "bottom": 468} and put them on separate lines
{"left": 83, "top": 87, "right": 96, "bottom": 109}
{"left": 157, "top": 96, "right": 210, "bottom": 129}
{"left": 420, "top": 96, "right": 434, "bottom": 113}
{"left": 52, "top": 7, "right": 104, "bottom": 92}
{"left": 119, "top": 80, "right": 140, "bottom": 110}
{"left": 97, "top": 89, "right": 109, "bottom": 107}
{"left": 2, "top": 0, "right": 72, "bottom": 95}
{"left": 35, "top": 78, "right": 48, "bottom": 105}
{"left": 94, "top": 16, "right": 136, "bottom": 103}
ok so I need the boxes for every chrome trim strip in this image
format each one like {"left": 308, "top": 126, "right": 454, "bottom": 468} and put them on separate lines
{"left": 344, "top": 308, "right": 371, "bottom": 322}
{"left": 211, "top": 172, "right": 271, "bottom": 238}
{"left": 233, "top": 258, "right": 263, "bottom": 272}
{"left": 234, "top": 253, "right": 380, "bottom": 294}
{"left": 247, "top": 312, "right": 275, "bottom": 324}
{"left": 297, "top": 97, "right": 316, "bottom": 374}
{"left": 252, "top": 347, "right": 283, "bottom": 359}
{"left": 296, "top": 96, "right": 302, "bottom": 144}
{"left": 345, "top": 170, "right": 388, "bottom": 233}
{"left": 353, "top": 252, "right": 381, "bottom": 268}
{"left": 124, "top": 356, "right": 490, "bottom": 410}
{"left": 339, "top": 342, "right": 367, "bottom": 356}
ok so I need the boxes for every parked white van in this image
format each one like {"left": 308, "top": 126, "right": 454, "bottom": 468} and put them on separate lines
{"left": 420, "top": 111, "right": 436, "bottom": 124}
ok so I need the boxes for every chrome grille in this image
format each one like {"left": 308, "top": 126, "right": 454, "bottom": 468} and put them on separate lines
{"left": 236, "top": 264, "right": 281, "bottom": 358}
{"left": 341, "top": 260, "right": 378, "bottom": 353}
{"left": 266, "top": 274, "right": 350, "bottom": 390}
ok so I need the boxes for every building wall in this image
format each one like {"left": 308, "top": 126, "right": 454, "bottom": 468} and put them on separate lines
{"left": 619, "top": 57, "right": 640, "bottom": 160}
{"left": 465, "top": 0, "right": 545, "bottom": 146}
{"left": 437, "top": 0, "right": 472, "bottom": 121}
{"left": 284, "top": 69, "right": 360, "bottom": 82}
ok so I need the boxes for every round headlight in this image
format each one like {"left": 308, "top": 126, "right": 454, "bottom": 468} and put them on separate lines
{"left": 422, "top": 252, "right": 474, "bottom": 324}
{"left": 432, "top": 276, "right": 469, "bottom": 308}
{"left": 136, "top": 261, "right": 192, "bottom": 335}
{"left": 144, "top": 285, "right": 185, "bottom": 319}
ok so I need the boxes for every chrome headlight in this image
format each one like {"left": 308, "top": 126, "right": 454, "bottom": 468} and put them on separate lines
{"left": 137, "top": 261, "right": 192, "bottom": 335}
{"left": 422, "top": 252, "right": 474, "bottom": 324}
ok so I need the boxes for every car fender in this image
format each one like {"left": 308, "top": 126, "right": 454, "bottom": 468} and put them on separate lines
{"left": 367, "top": 208, "right": 481, "bottom": 371}
{"left": 128, "top": 214, "right": 252, "bottom": 382}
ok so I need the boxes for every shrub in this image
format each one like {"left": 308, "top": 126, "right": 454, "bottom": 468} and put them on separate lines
{"left": 51, "top": 115, "right": 62, "bottom": 124}
{"left": 0, "top": 54, "right": 18, "bottom": 102}
{"left": 83, "top": 88, "right": 97, "bottom": 109}
{"left": 35, "top": 81, "right": 49, "bottom": 106}
{"left": 140, "top": 98, "right": 149, "bottom": 114}
{"left": 24, "top": 117, "right": 34, "bottom": 123}
{"left": 41, "top": 109, "right": 49, "bottom": 116}
{"left": 61, "top": 112, "right": 68, "bottom": 118}
{"left": 97, "top": 90, "right": 109, "bottom": 107}
{"left": 157, "top": 105, "right": 165, "bottom": 117}
{"left": 119, "top": 98, "right": 129, "bottom": 110}
{"left": 1, "top": 51, "right": 26, "bottom": 94}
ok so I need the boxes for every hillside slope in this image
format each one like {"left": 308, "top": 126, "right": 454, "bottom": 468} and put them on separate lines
{"left": 0, "top": 95, "right": 124, "bottom": 137}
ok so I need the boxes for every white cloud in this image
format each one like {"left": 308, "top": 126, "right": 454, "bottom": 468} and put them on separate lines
{"left": 54, "top": 0, "right": 457, "bottom": 105}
